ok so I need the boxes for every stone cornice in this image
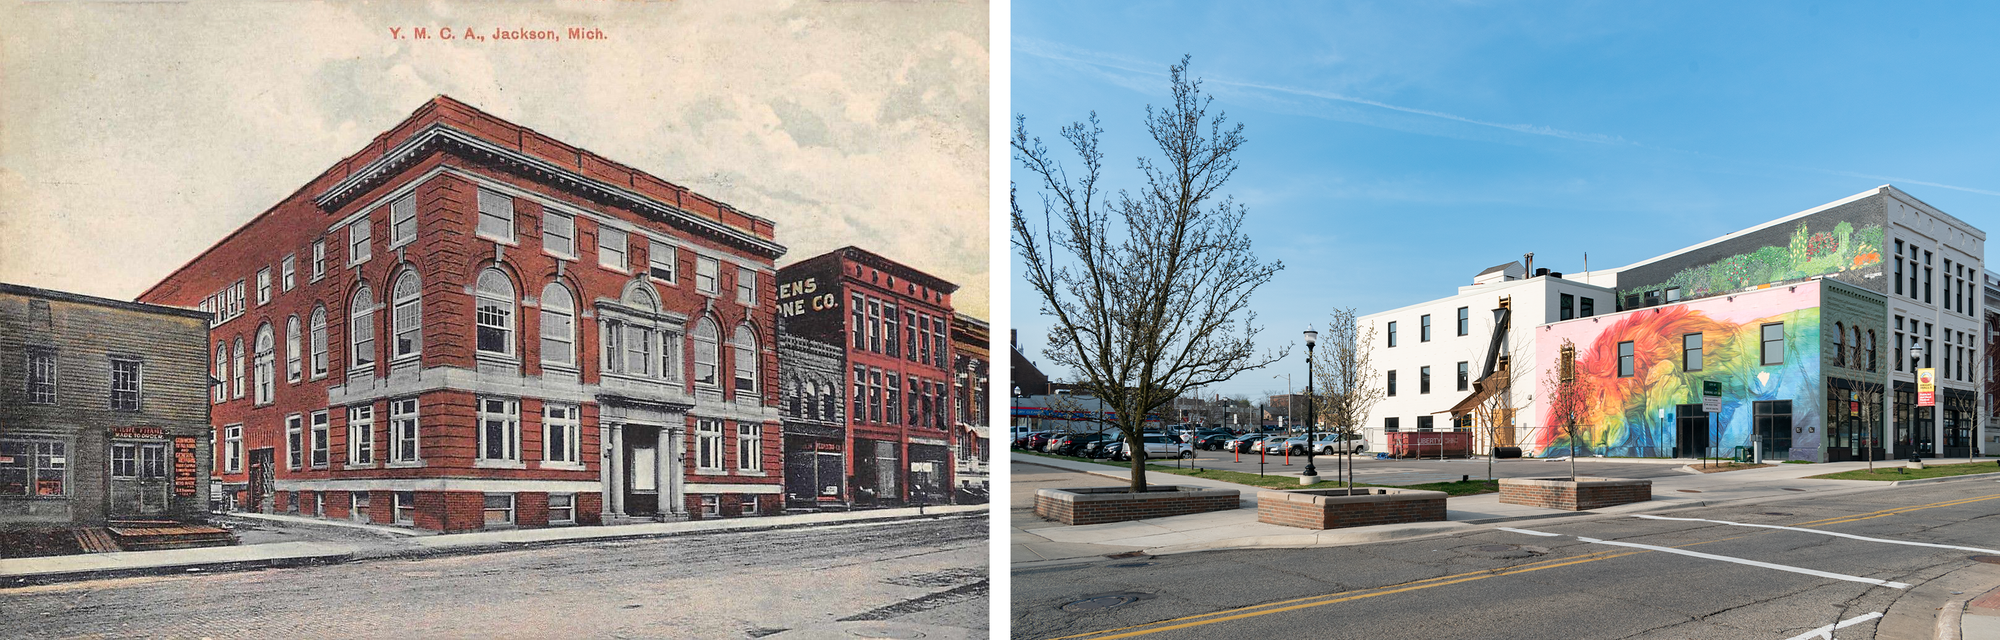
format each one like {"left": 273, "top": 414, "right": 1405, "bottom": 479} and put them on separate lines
{"left": 314, "top": 124, "right": 786, "bottom": 260}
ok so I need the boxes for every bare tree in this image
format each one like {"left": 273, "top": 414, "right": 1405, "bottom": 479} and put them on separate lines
{"left": 1542, "top": 338, "right": 1594, "bottom": 481}
{"left": 1307, "top": 308, "right": 1384, "bottom": 490}
{"left": 1012, "top": 56, "right": 1285, "bottom": 492}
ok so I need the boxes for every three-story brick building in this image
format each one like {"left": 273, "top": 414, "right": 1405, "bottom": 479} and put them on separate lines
{"left": 137, "top": 96, "right": 786, "bottom": 531}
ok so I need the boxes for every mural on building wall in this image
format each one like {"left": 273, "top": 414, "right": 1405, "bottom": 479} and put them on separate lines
{"left": 1620, "top": 221, "right": 1883, "bottom": 302}
{"left": 1533, "top": 283, "right": 1823, "bottom": 459}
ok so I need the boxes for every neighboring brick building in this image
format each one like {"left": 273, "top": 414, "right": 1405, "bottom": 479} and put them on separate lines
{"left": 0, "top": 283, "right": 213, "bottom": 527}
{"left": 776, "top": 247, "right": 958, "bottom": 506}
{"left": 778, "top": 321, "right": 847, "bottom": 508}
{"left": 950, "top": 313, "right": 990, "bottom": 501}
{"left": 137, "top": 96, "right": 786, "bottom": 531}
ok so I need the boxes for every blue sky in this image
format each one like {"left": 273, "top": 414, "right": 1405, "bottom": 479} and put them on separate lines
{"left": 1009, "top": 0, "right": 2000, "bottom": 403}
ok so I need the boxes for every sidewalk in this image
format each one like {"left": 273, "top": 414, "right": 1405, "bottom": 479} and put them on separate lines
{"left": 1011, "top": 452, "right": 1988, "bottom": 566}
{"left": 4, "top": 504, "right": 987, "bottom": 585}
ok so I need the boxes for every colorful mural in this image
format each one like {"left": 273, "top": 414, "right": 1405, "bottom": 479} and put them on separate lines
{"left": 1619, "top": 221, "right": 1883, "bottom": 302}
{"left": 1534, "top": 282, "right": 1823, "bottom": 460}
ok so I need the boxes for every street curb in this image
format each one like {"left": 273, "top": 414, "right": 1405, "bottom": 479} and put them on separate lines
{"left": 2, "top": 509, "right": 986, "bottom": 587}
{"left": 1888, "top": 470, "right": 2000, "bottom": 487}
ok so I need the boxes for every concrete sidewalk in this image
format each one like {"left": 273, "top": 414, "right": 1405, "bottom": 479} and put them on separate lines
{"left": 1011, "top": 452, "right": 1998, "bottom": 566}
{"left": 5, "top": 504, "right": 987, "bottom": 585}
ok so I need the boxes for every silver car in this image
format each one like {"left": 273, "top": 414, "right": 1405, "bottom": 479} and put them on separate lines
{"left": 1310, "top": 433, "right": 1368, "bottom": 455}
{"left": 1263, "top": 436, "right": 1307, "bottom": 455}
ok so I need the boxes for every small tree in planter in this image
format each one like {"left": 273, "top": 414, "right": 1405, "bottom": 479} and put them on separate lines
{"left": 1542, "top": 338, "right": 1595, "bottom": 481}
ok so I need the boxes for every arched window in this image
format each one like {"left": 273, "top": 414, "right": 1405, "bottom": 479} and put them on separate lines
{"left": 732, "top": 323, "right": 758, "bottom": 398}
{"left": 351, "top": 284, "right": 376, "bottom": 369}
{"left": 309, "top": 306, "right": 328, "bottom": 378}
{"left": 254, "top": 324, "right": 275, "bottom": 405}
{"left": 1866, "top": 330, "right": 1878, "bottom": 371}
{"left": 540, "top": 282, "right": 576, "bottom": 368}
{"left": 475, "top": 269, "right": 515, "bottom": 356}
{"left": 285, "top": 315, "right": 302, "bottom": 382}
{"left": 214, "top": 342, "right": 228, "bottom": 403}
{"left": 391, "top": 270, "right": 422, "bottom": 358}
{"left": 692, "top": 318, "right": 720, "bottom": 388}
{"left": 232, "top": 336, "right": 245, "bottom": 398}
{"left": 1833, "top": 322, "right": 1846, "bottom": 367}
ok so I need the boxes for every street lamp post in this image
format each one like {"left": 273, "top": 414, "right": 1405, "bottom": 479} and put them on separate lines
{"left": 1302, "top": 327, "right": 1319, "bottom": 485}
{"left": 1909, "top": 343, "right": 1925, "bottom": 464}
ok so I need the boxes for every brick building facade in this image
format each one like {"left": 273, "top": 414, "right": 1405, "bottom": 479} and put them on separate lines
{"left": 950, "top": 313, "right": 990, "bottom": 501}
{"left": 776, "top": 247, "right": 958, "bottom": 507}
{"left": 136, "top": 96, "right": 785, "bottom": 531}
{"left": 0, "top": 283, "right": 213, "bottom": 527}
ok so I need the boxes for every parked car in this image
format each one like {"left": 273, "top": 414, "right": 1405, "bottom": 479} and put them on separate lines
{"left": 1053, "top": 432, "right": 1113, "bottom": 457}
{"left": 1112, "top": 435, "right": 1194, "bottom": 461}
{"left": 1194, "top": 433, "right": 1235, "bottom": 450}
{"left": 1225, "top": 435, "right": 1269, "bottom": 453}
{"left": 1100, "top": 440, "right": 1125, "bottom": 460}
{"left": 1083, "top": 436, "right": 1119, "bottom": 458}
{"left": 1024, "top": 432, "right": 1056, "bottom": 452}
{"left": 1015, "top": 431, "right": 1051, "bottom": 449}
{"left": 1310, "top": 433, "right": 1367, "bottom": 455}
{"left": 1264, "top": 436, "right": 1309, "bottom": 455}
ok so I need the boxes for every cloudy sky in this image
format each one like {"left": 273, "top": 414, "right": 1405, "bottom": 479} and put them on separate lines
{"left": 0, "top": 0, "right": 989, "bottom": 318}
{"left": 1012, "top": 1, "right": 2000, "bottom": 399}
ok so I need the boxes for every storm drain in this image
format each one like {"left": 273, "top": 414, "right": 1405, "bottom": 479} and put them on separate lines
{"left": 1972, "top": 556, "right": 2000, "bottom": 565}
{"left": 1063, "top": 592, "right": 1155, "bottom": 612}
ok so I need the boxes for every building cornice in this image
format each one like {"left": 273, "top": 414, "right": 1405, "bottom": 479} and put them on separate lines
{"left": 314, "top": 124, "right": 787, "bottom": 260}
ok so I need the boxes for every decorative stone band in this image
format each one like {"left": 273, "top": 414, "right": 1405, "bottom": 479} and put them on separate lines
{"left": 1032, "top": 485, "right": 1241, "bottom": 526}
{"left": 1256, "top": 487, "right": 1449, "bottom": 530}
{"left": 1497, "top": 477, "right": 1652, "bottom": 511}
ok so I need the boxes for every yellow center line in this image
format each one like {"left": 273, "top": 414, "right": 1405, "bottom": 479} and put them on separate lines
{"left": 1801, "top": 494, "right": 2000, "bottom": 527}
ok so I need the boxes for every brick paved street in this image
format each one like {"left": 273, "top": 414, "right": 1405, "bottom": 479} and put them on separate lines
{"left": 0, "top": 514, "right": 987, "bottom": 639}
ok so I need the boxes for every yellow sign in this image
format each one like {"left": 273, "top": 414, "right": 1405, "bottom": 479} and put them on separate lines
{"left": 1918, "top": 368, "right": 1936, "bottom": 407}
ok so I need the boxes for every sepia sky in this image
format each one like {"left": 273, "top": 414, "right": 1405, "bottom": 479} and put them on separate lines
{"left": 0, "top": 0, "right": 990, "bottom": 318}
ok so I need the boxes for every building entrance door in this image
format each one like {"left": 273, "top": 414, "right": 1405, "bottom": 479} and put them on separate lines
{"left": 247, "top": 448, "right": 275, "bottom": 513}
{"left": 108, "top": 441, "right": 169, "bottom": 517}
{"left": 1674, "top": 405, "right": 1709, "bottom": 459}
{"left": 624, "top": 427, "right": 660, "bottom": 516}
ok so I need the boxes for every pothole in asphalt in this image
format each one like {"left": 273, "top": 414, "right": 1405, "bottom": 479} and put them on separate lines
{"left": 1063, "top": 591, "right": 1155, "bottom": 612}
{"left": 1972, "top": 556, "right": 2000, "bottom": 565}
{"left": 884, "top": 568, "right": 984, "bottom": 588}
{"left": 745, "top": 628, "right": 788, "bottom": 638}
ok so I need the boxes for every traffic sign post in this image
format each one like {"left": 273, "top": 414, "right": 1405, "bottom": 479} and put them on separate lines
{"left": 1702, "top": 381, "right": 1722, "bottom": 468}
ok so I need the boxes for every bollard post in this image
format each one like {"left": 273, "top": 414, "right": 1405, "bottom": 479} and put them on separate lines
{"left": 1284, "top": 447, "right": 1291, "bottom": 466}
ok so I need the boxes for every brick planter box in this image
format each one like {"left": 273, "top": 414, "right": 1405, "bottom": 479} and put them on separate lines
{"left": 1033, "top": 486, "right": 1240, "bottom": 526}
{"left": 1256, "top": 487, "right": 1448, "bottom": 530}
{"left": 1498, "top": 477, "right": 1651, "bottom": 511}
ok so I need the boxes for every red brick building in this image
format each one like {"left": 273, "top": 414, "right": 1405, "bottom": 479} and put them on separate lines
{"left": 776, "top": 248, "right": 957, "bottom": 507}
{"left": 137, "top": 96, "right": 786, "bottom": 531}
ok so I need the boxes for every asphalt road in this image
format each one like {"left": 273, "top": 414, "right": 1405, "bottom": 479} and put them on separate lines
{"left": 1012, "top": 480, "right": 2000, "bottom": 640}
{"left": 1, "top": 514, "right": 988, "bottom": 639}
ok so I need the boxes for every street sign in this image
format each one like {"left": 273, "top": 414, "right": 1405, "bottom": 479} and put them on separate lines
{"left": 1918, "top": 368, "right": 1936, "bottom": 407}
{"left": 1701, "top": 380, "right": 1722, "bottom": 413}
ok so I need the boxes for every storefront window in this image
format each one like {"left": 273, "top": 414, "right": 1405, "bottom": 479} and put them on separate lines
{"left": 0, "top": 439, "right": 66, "bottom": 497}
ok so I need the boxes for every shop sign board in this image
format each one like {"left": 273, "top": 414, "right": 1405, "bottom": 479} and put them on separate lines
{"left": 173, "top": 437, "right": 200, "bottom": 496}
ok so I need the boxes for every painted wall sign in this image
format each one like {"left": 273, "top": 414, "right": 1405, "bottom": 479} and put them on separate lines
{"left": 111, "top": 426, "right": 166, "bottom": 439}
{"left": 777, "top": 276, "right": 839, "bottom": 319}
{"left": 173, "top": 437, "right": 199, "bottom": 496}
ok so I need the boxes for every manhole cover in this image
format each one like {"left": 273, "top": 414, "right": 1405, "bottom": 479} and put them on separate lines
{"left": 1972, "top": 556, "right": 2000, "bottom": 565}
{"left": 1064, "top": 596, "right": 1137, "bottom": 612}
{"left": 844, "top": 626, "right": 927, "bottom": 639}
{"left": 1677, "top": 489, "right": 1702, "bottom": 493}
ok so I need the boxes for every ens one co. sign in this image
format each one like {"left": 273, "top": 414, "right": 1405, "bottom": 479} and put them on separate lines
{"left": 777, "top": 277, "right": 838, "bottom": 319}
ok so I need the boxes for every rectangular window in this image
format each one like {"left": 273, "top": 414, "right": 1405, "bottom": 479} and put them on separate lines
{"left": 311, "top": 241, "right": 326, "bottom": 280}
{"left": 1457, "top": 361, "right": 1469, "bottom": 391}
{"left": 389, "top": 194, "right": 417, "bottom": 247}
{"left": 1420, "top": 315, "right": 1432, "bottom": 342}
{"left": 1761, "top": 323, "right": 1785, "bottom": 366}
{"left": 737, "top": 423, "right": 763, "bottom": 471}
{"left": 544, "top": 404, "right": 579, "bottom": 465}
{"left": 1420, "top": 366, "right": 1431, "bottom": 394}
{"left": 348, "top": 218, "right": 371, "bottom": 265}
{"left": 1617, "top": 341, "right": 1635, "bottom": 377}
{"left": 869, "top": 369, "right": 883, "bottom": 423}
{"left": 110, "top": 359, "right": 140, "bottom": 411}
{"left": 696, "top": 419, "right": 725, "bottom": 471}
{"left": 224, "top": 425, "right": 242, "bottom": 474}
{"left": 696, "top": 256, "right": 720, "bottom": 294}
{"left": 310, "top": 410, "right": 330, "bottom": 468}
{"left": 736, "top": 268, "right": 756, "bottom": 306}
{"left": 851, "top": 295, "right": 866, "bottom": 350}
{"left": 1417, "top": 415, "right": 1434, "bottom": 432}
{"left": 1560, "top": 344, "right": 1576, "bottom": 382}
{"left": 867, "top": 300, "right": 881, "bottom": 353}
{"left": 111, "top": 443, "right": 136, "bottom": 479}
{"left": 1387, "top": 370, "right": 1397, "bottom": 397}
{"left": 884, "top": 305, "right": 901, "bottom": 358}
{"left": 852, "top": 366, "right": 866, "bottom": 423}
{"left": 907, "top": 311, "right": 920, "bottom": 363}
{"left": 1683, "top": 333, "right": 1703, "bottom": 371}
{"left": 352, "top": 492, "right": 369, "bottom": 523}
{"left": 348, "top": 405, "right": 374, "bottom": 466}
{"left": 281, "top": 255, "right": 296, "bottom": 291}
{"left": 1581, "top": 297, "right": 1595, "bottom": 318}
{"left": 476, "top": 189, "right": 515, "bottom": 242}
{"left": 549, "top": 494, "right": 575, "bottom": 524}
{"left": 1457, "top": 307, "right": 1469, "bottom": 336}
{"left": 648, "top": 240, "right": 675, "bottom": 282}
{"left": 26, "top": 349, "right": 55, "bottom": 405}
{"left": 1387, "top": 322, "right": 1397, "bottom": 348}
{"left": 0, "top": 439, "right": 67, "bottom": 497}
{"left": 544, "top": 212, "right": 575, "bottom": 258}
{"left": 599, "top": 226, "right": 628, "bottom": 270}
{"left": 1560, "top": 293, "right": 1575, "bottom": 321}
{"left": 701, "top": 495, "right": 720, "bottom": 517}
{"left": 286, "top": 414, "right": 303, "bottom": 470}
{"left": 390, "top": 399, "right": 419, "bottom": 463}
{"left": 1925, "top": 266, "right": 1933, "bottom": 304}
{"left": 1753, "top": 400, "right": 1794, "bottom": 456}
{"left": 256, "top": 268, "right": 272, "bottom": 305}
{"left": 478, "top": 398, "right": 519, "bottom": 462}
{"left": 1384, "top": 417, "right": 1400, "bottom": 432}
{"left": 483, "top": 494, "right": 515, "bottom": 525}
{"left": 886, "top": 373, "right": 902, "bottom": 425}
{"left": 395, "top": 492, "right": 415, "bottom": 525}
{"left": 1664, "top": 287, "right": 1682, "bottom": 303}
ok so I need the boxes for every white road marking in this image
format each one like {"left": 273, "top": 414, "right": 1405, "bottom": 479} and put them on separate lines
{"left": 1781, "top": 611, "right": 1882, "bottom": 640}
{"left": 1497, "top": 527, "right": 1562, "bottom": 537}
{"left": 1633, "top": 514, "right": 2000, "bottom": 554}
{"left": 1573, "top": 537, "right": 1911, "bottom": 589}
